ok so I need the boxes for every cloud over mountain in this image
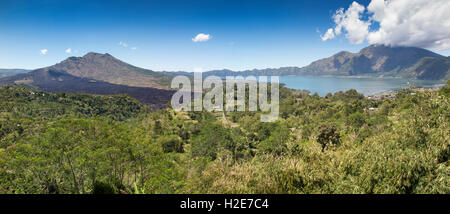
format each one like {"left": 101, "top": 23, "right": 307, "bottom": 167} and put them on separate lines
{"left": 322, "top": 0, "right": 450, "bottom": 50}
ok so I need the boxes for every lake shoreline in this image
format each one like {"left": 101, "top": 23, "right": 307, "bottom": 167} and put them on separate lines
{"left": 279, "top": 76, "right": 446, "bottom": 97}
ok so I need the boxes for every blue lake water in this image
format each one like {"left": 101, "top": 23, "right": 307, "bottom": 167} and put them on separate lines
{"left": 278, "top": 76, "right": 445, "bottom": 96}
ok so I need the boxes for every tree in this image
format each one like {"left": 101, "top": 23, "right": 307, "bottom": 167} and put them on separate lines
{"left": 159, "top": 135, "right": 184, "bottom": 153}
{"left": 316, "top": 123, "right": 341, "bottom": 152}
{"left": 92, "top": 181, "right": 116, "bottom": 194}
{"left": 191, "top": 123, "right": 232, "bottom": 160}
{"left": 258, "top": 123, "right": 290, "bottom": 156}
{"left": 346, "top": 112, "right": 366, "bottom": 128}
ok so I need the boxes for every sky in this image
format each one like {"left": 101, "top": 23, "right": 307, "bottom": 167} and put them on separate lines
{"left": 0, "top": 0, "right": 449, "bottom": 71}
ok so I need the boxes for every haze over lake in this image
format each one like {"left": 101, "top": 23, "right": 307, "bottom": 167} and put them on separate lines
{"left": 279, "top": 76, "right": 445, "bottom": 96}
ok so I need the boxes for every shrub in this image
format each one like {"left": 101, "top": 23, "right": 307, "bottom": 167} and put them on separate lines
{"left": 316, "top": 123, "right": 341, "bottom": 151}
{"left": 159, "top": 135, "right": 184, "bottom": 153}
{"left": 92, "top": 181, "right": 116, "bottom": 194}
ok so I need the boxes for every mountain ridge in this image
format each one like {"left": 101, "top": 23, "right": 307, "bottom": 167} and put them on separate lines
{"left": 0, "top": 53, "right": 175, "bottom": 109}
{"left": 0, "top": 45, "right": 448, "bottom": 109}
{"left": 41, "top": 52, "right": 172, "bottom": 89}
{"left": 300, "top": 45, "right": 446, "bottom": 77}
{"left": 192, "top": 45, "right": 449, "bottom": 80}
{"left": 2, "top": 45, "right": 449, "bottom": 82}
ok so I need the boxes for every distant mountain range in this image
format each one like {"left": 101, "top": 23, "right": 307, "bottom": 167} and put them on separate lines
{"left": 0, "top": 69, "right": 29, "bottom": 78}
{"left": 186, "top": 45, "right": 449, "bottom": 80}
{"left": 0, "top": 45, "right": 448, "bottom": 108}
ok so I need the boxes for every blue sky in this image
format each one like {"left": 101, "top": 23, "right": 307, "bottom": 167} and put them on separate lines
{"left": 0, "top": 0, "right": 449, "bottom": 71}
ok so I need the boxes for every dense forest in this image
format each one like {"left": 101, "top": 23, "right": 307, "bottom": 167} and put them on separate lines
{"left": 0, "top": 81, "right": 448, "bottom": 194}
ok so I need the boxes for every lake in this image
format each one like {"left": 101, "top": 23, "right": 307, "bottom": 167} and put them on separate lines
{"left": 278, "top": 76, "right": 445, "bottom": 96}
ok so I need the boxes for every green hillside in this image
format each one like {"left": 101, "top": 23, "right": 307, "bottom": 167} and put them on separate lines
{"left": 0, "top": 81, "right": 448, "bottom": 194}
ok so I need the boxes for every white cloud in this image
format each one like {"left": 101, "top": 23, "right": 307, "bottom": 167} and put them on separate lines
{"left": 40, "top": 49, "right": 48, "bottom": 55}
{"left": 322, "top": 1, "right": 370, "bottom": 44}
{"left": 321, "top": 0, "right": 450, "bottom": 50}
{"left": 192, "top": 33, "right": 211, "bottom": 42}
{"left": 119, "top": 41, "right": 138, "bottom": 50}
{"left": 118, "top": 41, "right": 128, "bottom": 47}
{"left": 65, "top": 48, "right": 72, "bottom": 54}
{"left": 367, "top": 0, "right": 450, "bottom": 50}
{"left": 320, "top": 28, "right": 336, "bottom": 41}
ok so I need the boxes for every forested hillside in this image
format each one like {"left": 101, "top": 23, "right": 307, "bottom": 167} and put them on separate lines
{"left": 0, "top": 81, "right": 449, "bottom": 194}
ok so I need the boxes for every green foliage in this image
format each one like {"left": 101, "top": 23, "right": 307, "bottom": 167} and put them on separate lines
{"left": 257, "top": 122, "right": 290, "bottom": 156}
{"left": 92, "top": 181, "right": 116, "bottom": 194}
{"left": 316, "top": 123, "right": 341, "bottom": 152}
{"left": 191, "top": 123, "right": 232, "bottom": 160}
{"left": 159, "top": 135, "right": 184, "bottom": 153}
{"left": 346, "top": 112, "right": 366, "bottom": 128}
{"left": 0, "top": 83, "right": 448, "bottom": 194}
{"left": 440, "top": 79, "right": 450, "bottom": 97}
